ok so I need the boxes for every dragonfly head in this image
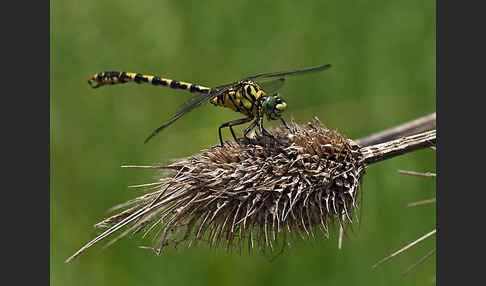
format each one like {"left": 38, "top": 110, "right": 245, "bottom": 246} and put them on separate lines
{"left": 263, "top": 93, "right": 287, "bottom": 120}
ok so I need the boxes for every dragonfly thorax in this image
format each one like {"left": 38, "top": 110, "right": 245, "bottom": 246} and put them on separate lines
{"left": 210, "top": 80, "right": 267, "bottom": 118}
{"left": 211, "top": 80, "right": 288, "bottom": 121}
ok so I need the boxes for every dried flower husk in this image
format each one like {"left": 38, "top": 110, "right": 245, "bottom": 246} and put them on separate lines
{"left": 66, "top": 118, "right": 367, "bottom": 262}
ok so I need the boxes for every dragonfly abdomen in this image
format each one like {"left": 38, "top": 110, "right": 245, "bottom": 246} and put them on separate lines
{"left": 87, "top": 71, "right": 211, "bottom": 94}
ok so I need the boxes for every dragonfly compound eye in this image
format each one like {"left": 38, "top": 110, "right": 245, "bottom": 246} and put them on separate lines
{"left": 263, "top": 96, "right": 276, "bottom": 113}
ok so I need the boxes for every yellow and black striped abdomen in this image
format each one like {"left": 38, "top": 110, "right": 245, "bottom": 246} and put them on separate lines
{"left": 210, "top": 81, "right": 266, "bottom": 118}
{"left": 87, "top": 71, "right": 211, "bottom": 94}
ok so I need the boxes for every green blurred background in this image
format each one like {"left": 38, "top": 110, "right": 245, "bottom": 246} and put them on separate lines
{"left": 51, "top": 0, "right": 436, "bottom": 285}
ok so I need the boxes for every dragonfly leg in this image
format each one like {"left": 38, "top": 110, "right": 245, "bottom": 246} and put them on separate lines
{"left": 258, "top": 118, "right": 289, "bottom": 146}
{"left": 218, "top": 117, "right": 253, "bottom": 146}
{"left": 280, "top": 116, "right": 290, "bottom": 130}
{"left": 243, "top": 120, "right": 258, "bottom": 141}
{"left": 258, "top": 117, "right": 275, "bottom": 138}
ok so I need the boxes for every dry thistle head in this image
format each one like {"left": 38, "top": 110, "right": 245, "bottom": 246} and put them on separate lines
{"left": 66, "top": 118, "right": 367, "bottom": 262}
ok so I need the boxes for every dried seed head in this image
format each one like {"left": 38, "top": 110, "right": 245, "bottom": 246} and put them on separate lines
{"left": 66, "top": 118, "right": 367, "bottom": 262}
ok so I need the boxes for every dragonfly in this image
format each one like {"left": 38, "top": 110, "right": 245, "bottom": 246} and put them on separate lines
{"left": 87, "top": 63, "right": 332, "bottom": 146}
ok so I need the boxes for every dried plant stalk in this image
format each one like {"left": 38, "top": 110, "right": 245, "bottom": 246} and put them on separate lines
{"left": 402, "top": 248, "right": 436, "bottom": 276}
{"left": 398, "top": 170, "right": 436, "bottom": 178}
{"left": 355, "top": 112, "right": 436, "bottom": 147}
{"left": 66, "top": 118, "right": 436, "bottom": 263}
{"left": 360, "top": 130, "right": 436, "bottom": 164}
{"left": 372, "top": 229, "right": 436, "bottom": 270}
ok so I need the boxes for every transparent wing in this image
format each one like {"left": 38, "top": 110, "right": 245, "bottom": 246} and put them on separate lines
{"left": 246, "top": 63, "right": 331, "bottom": 81}
{"left": 144, "top": 87, "right": 227, "bottom": 143}
{"left": 175, "top": 92, "right": 213, "bottom": 114}
{"left": 257, "top": 78, "right": 285, "bottom": 95}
